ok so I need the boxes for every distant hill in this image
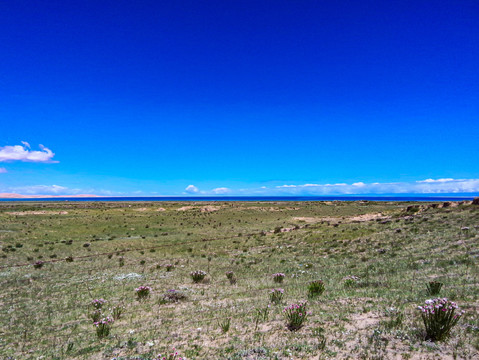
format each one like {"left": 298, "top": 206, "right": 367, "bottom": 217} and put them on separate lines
{"left": 0, "top": 193, "right": 100, "bottom": 198}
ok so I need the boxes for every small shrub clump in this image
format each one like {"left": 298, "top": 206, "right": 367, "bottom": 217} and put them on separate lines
{"left": 283, "top": 301, "right": 309, "bottom": 331}
{"left": 33, "top": 260, "right": 44, "bottom": 269}
{"left": 269, "top": 288, "right": 284, "bottom": 304}
{"left": 135, "top": 285, "right": 152, "bottom": 300}
{"left": 418, "top": 298, "right": 465, "bottom": 341}
{"left": 155, "top": 348, "right": 185, "bottom": 360}
{"left": 90, "top": 309, "right": 102, "bottom": 323}
{"left": 272, "top": 273, "right": 285, "bottom": 283}
{"left": 343, "top": 275, "right": 360, "bottom": 288}
{"left": 226, "top": 271, "right": 237, "bottom": 284}
{"left": 111, "top": 305, "right": 125, "bottom": 320}
{"left": 190, "top": 270, "right": 207, "bottom": 283}
{"left": 161, "top": 289, "right": 188, "bottom": 303}
{"left": 94, "top": 316, "right": 114, "bottom": 339}
{"left": 308, "top": 280, "right": 325, "bottom": 297}
{"left": 91, "top": 298, "right": 107, "bottom": 310}
{"left": 426, "top": 281, "right": 443, "bottom": 296}
{"left": 165, "top": 264, "right": 175, "bottom": 272}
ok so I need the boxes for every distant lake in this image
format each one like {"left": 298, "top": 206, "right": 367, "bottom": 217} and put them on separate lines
{"left": 0, "top": 195, "right": 476, "bottom": 202}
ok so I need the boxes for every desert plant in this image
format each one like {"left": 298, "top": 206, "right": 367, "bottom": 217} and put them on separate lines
{"left": 111, "top": 305, "right": 125, "bottom": 320}
{"left": 190, "top": 270, "right": 207, "bottom": 283}
{"left": 161, "top": 289, "right": 188, "bottom": 303}
{"left": 254, "top": 305, "right": 270, "bottom": 330}
{"left": 426, "top": 281, "right": 443, "bottom": 296}
{"left": 269, "top": 288, "right": 284, "bottom": 304}
{"left": 119, "top": 257, "right": 125, "bottom": 267}
{"left": 90, "top": 309, "right": 102, "bottom": 322}
{"left": 33, "top": 260, "right": 44, "bottom": 269}
{"left": 165, "top": 264, "right": 175, "bottom": 272}
{"left": 155, "top": 348, "right": 185, "bottom": 360}
{"left": 418, "top": 298, "right": 465, "bottom": 341}
{"left": 343, "top": 275, "right": 360, "bottom": 288}
{"left": 283, "top": 301, "right": 309, "bottom": 331}
{"left": 135, "top": 285, "right": 152, "bottom": 300}
{"left": 308, "top": 280, "right": 325, "bottom": 297}
{"left": 94, "top": 316, "right": 114, "bottom": 339}
{"left": 226, "top": 271, "right": 237, "bottom": 284}
{"left": 272, "top": 273, "right": 285, "bottom": 283}
{"left": 218, "top": 317, "right": 231, "bottom": 333}
{"left": 91, "top": 298, "right": 107, "bottom": 310}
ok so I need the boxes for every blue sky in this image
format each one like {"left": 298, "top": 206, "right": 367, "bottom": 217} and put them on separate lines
{"left": 1, "top": 1, "right": 478, "bottom": 196}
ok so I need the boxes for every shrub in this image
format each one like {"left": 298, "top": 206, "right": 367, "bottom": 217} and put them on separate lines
{"left": 272, "top": 273, "right": 285, "bottom": 283}
{"left": 91, "top": 298, "right": 107, "bottom": 310}
{"left": 161, "top": 289, "right": 188, "bottom": 303}
{"left": 190, "top": 270, "right": 207, "bottom": 283}
{"left": 111, "top": 305, "right": 125, "bottom": 320}
{"left": 308, "top": 280, "right": 325, "bottom": 298}
{"left": 218, "top": 317, "right": 231, "bottom": 333}
{"left": 343, "top": 275, "right": 360, "bottom": 288}
{"left": 119, "top": 257, "right": 125, "bottom": 267}
{"left": 165, "top": 264, "right": 175, "bottom": 272}
{"left": 226, "top": 271, "right": 237, "bottom": 284}
{"left": 90, "top": 309, "right": 102, "bottom": 322}
{"left": 283, "top": 301, "right": 309, "bottom": 331}
{"left": 418, "top": 298, "right": 465, "bottom": 341}
{"left": 426, "top": 281, "right": 443, "bottom": 296}
{"left": 94, "top": 316, "right": 114, "bottom": 339}
{"left": 155, "top": 348, "right": 185, "bottom": 360}
{"left": 33, "top": 260, "right": 44, "bottom": 269}
{"left": 65, "top": 256, "right": 74, "bottom": 262}
{"left": 269, "top": 288, "right": 284, "bottom": 304}
{"left": 135, "top": 286, "right": 152, "bottom": 300}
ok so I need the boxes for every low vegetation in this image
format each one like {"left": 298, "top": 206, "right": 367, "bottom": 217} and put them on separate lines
{"left": 0, "top": 200, "right": 478, "bottom": 359}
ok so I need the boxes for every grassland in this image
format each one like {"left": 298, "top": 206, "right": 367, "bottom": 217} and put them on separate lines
{"left": 0, "top": 200, "right": 478, "bottom": 359}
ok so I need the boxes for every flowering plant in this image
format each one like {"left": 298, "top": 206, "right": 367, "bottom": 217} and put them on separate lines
{"left": 91, "top": 298, "right": 107, "bottom": 309}
{"left": 90, "top": 309, "right": 102, "bottom": 322}
{"left": 269, "top": 288, "right": 284, "bottom": 304}
{"left": 272, "top": 273, "right": 285, "bottom": 283}
{"left": 111, "top": 304, "right": 125, "bottom": 320}
{"left": 418, "top": 298, "right": 465, "bottom": 341}
{"left": 94, "top": 316, "right": 114, "bottom": 339}
{"left": 283, "top": 301, "right": 309, "bottom": 331}
{"left": 135, "top": 285, "right": 152, "bottom": 300}
{"left": 308, "top": 280, "right": 325, "bottom": 297}
{"left": 155, "top": 348, "right": 184, "bottom": 360}
{"left": 165, "top": 264, "right": 175, "bottom": 272}
{"left": 190, "top": 270, "right": 207, "bottom": 283}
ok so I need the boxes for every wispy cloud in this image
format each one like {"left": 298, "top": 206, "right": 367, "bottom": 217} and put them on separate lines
{"left": 260, "top": 178, "right": 479, "bottom": 195}
{"left": 0, "top": 143, "right": 58, "bottom": 163}
{"left": 184, "top": 185, "right": 199, "bottom": 194}
{"left": 8, "top": 184, "right": 69, "bottom": 195}
{"left": 0, "top": 167, "right": 7, "bottom": 174}
{"left": 211, "top": 187, "right": 231, "bottom": 194}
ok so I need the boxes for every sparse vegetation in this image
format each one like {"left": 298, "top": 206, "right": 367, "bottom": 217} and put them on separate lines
{"left": 0, "top": 200, "right": 478, "bottom": 358}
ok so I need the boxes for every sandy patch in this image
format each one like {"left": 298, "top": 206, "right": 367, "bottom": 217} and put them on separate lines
{"left": 156, "top": 207, "right": 166, "bottom": 212}
{"left": 134, "top": 208, "right": 148, "bottom": 212}
{"left": 293, "top": 213, "right": 388, "bottom": 224}
{"left": 6, "top": 211, "right": 68, "bottom": 216}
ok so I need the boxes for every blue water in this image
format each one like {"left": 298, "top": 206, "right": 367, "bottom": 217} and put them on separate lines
{"left": 0, "top": 195, "right": 476, "bottom": 202}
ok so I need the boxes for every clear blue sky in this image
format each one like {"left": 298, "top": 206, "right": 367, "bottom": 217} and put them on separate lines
{"left": 1, "top": 1, "right": 478, "bottom": 196}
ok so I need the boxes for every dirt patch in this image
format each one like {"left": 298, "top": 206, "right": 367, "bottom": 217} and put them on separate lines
{"left": 134, "top": 208, "right": 148, "bottom": 212}
{"left": 6, "top": 211, "right": 69, "bottom": 216}
{"left": 156, "top": 207, "right": 166, "bottom": 212}
{"left": 293, "top": 213, "right": 388, "bottom": 224}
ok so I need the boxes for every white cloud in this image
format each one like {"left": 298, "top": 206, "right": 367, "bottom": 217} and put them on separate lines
{"left": 9, "top": 185, "right": 68, "bottom": 195}
{"left": 0, "top": 143, "right": 58, "bottom": 163}
{"left": 0, "top": 167, "right": 7, "bottom": 173}
{"left": 417, "top": 178, "right": 455, "bottom": 183}
{"left": 224, "top": 178, "right": 479, "bottom": 196}
{"left": 212, "top": 187, "right": 231, "bottom": 194}
{"left": 185, "top": 185, "right": 199, "bottom": 194}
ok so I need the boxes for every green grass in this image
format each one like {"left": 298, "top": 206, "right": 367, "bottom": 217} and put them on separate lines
{"left": 0, "top": 200, "right": 478, "bottom": 359}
